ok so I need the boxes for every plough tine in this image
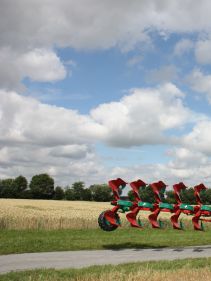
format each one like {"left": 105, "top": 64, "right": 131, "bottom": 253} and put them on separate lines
{"left": 126, "top": 208, "right": 142, "bottom": 228}
{"left": 192, "top": 211, "right": 204, "bottom": 231}
{"left": 148, "top": 208, "right": 161, "bottom": 228}
{"left": 170, "top": 210, "right": 183, "bottom": 230}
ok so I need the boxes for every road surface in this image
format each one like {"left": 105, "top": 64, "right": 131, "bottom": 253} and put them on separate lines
{"left": 1, "top": 245, "right": 211, "bottom": 274}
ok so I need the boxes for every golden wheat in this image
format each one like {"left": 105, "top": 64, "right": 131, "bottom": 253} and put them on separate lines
{"left": 0, "top": 199, "right": 193, "bottom": 230}
{"left": 0, "top": 199, "right": 110, "bottom": 230}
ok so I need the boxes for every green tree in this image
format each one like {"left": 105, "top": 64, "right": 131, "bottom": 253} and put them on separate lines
{"left": 29, "top": 173, "right": 54, "bottom": 199}
{"left": 65, "top": 188, "right": 75, "bottom": 200}
{"left": 71, "top": 181, "right": 85, "bottom": 200}
{"left": 90, "top": 184, "right": 112, "bottom": 202}
{"left": 54, "top": 186, "right": 65, "bottom": 200}
{"left": 0, "top": 178, "right": 15, "bottom": 198}
{"left": 13, "top": 175, "right": 28, "bottom": 198}
{"left": 65, "top": 182, "right": 91, "bottom": 201}
{"left": 82, "top": 188, "right": 92, "bottom": 201}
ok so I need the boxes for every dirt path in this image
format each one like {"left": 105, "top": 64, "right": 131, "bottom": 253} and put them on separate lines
{"left": 1, "top": 245, "right": 211, "bottom": 274}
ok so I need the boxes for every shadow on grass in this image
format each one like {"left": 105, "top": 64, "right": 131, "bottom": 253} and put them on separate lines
{"left": 102, "top": 242, "right": 168, "bottom": 250}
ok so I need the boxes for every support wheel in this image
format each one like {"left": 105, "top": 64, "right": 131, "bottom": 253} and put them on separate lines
{"left": 98, "top": 210, "right": 120, "bottom": 231}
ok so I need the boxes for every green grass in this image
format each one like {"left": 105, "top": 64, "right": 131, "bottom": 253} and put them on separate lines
{"left": 1, "top": 258, "right": 211, "bottom": 280}
{"left": 1, "top": 228, "right": 211, "bottom": 255}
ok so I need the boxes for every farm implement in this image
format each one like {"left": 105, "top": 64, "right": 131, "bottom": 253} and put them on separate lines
{"left": 98, "top": 178, "right": 211, "bottom": 231}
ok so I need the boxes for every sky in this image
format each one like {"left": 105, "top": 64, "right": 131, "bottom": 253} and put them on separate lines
{"left": 1, "top": 0, "right": 211, "bottom": 187}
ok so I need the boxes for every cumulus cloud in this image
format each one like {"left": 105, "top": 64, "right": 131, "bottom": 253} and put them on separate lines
{"left": 1, "top": 1, "right": 211, "bottom": 51}
{"left": 146, "top": 65, "right": 179, "bottom": 83}
{"left": 111, "top": 146, "right": 211, "bottom": 187}
{"left": 91, "top": 83, "right": 195, "bottom": 147}
{"left": 195, "top": 39, "right": 211, "bottom": 64}
{"left": 0, "top": 90, "right": 106, "bottom": 146}
{"left": 0, "top": 47, "right": 67, "bottom": 91}
{"left": 163, "top": 146, "right": 211, "bottom": 185}
{"left": 109, "top": 160, "right": 211, "bottom": 186}
{"left": 49, "top": 144, "right": 90, "bottom": 159}
{"left": 0, "top": 84, "right": 194, "bottom": 149}
{"left": 174, "top": 39, "right": 194, "bottom": 56}
{"left": 0, "top": 90, "right": 107, "bottom": 185}
{"left": 167, "top": 147, "right": 208, "bottom": 168}
{"left": 0, "top": 84, "right": 199, "bottom": 184}
{"left": 187, "top": 69, "right": 211, "bottom": 103}
{"left": 183, "top": 120, "right": 211, "bottom": 155}
{"left": 19, "top": 49, "right": 66, "bottom": 82}
{"left": 0, "top": 144, "right": 105, "bottom": 186}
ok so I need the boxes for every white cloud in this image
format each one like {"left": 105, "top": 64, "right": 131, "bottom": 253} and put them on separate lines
{"left": 111, "top": 146, "right": 211, "bottom": 186}
{"left": 1, "top": 1, "right": 211, "bottom": 51}
{"left": 167, "top": 147, "right": 208, "bottom": 168}
{"left": 0, "top": 90, "right": 106, "bottom": 146}
{"left": 49, "top": 144, "right": 90, "bottom": 159}
{"left": 91, "top": 83, "right": 194, "bottom": 147}
{"left": 0, "top": 89, "right": 107, "bottom": 185}
{"left": 19, "top": 49, "right": 66, "bottom": 82}
{"left": 110, "top": 145, "right": 211, "bottom": 185}
{"left": 174, "top": 39, "right": 194, "bottom": 56}
{"left": 1, "top": 84, "right": 193, "bottom": 149}
{"left": 183, "top": 120, "right": 211, "bottom": 155}
{"left": 195, "top": 39, "right": 211, "bottom": 64}
{"left": 187, "top": 68, "right": 211, "bottom": 103}
{"left": 0, "top": 84, "right": 199, "bottom": 184}
{"left": 163, "top": 146, "right": 211, "bottom": 185}
{"left": 0, "top": 144, "right": 105, "bottom": 186}
{"left": 146, "top": 65, "right": 179, "bottom": 83}
{"left": 0, "top": 47, "right": 67, "bottom": 91}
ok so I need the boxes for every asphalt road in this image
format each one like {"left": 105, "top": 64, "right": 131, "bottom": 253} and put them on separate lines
{"left": 1, "top": 245, "right": 211, "bottom": 274}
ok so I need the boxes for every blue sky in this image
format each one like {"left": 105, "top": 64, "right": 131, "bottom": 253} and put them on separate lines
{"left": 1, "top": 1, "right": 211, "bottom": 186}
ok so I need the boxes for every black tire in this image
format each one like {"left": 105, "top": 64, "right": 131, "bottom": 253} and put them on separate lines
{"left": 98, "top": 210, "right": 120, "bottom": 231}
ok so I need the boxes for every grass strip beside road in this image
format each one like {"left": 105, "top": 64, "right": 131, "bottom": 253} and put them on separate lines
{"left": 1, "top": 258, "right": 211, "bottom": 280}
{"left": 1, "top": 228, "right": 211, "bottom": 255}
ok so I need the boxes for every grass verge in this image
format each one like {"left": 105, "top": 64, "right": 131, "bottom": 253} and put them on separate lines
{"left": 1, "top": 258, "right": 211, "bottom": 280}
{"left": 1, "top": 228, "right": 211, "bottom": 255}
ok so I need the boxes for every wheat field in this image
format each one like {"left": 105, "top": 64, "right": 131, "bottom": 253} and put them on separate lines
{"left": 0, "top": 199, "right": 110, "bottom": 230}
{"left": 0, "top": 199, "right": 194, "bottom": 230}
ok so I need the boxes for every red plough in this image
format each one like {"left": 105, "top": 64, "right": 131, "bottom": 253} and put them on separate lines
{"left": 98, "top": 178, "right": 211, "bottom": 231}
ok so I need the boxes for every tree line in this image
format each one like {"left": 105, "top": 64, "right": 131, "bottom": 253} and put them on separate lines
{"left": 0, "top": 174, "right": 112, "bottom": 202}
{"left": 1, "top": 174, "right": 211, "bottom": 204}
